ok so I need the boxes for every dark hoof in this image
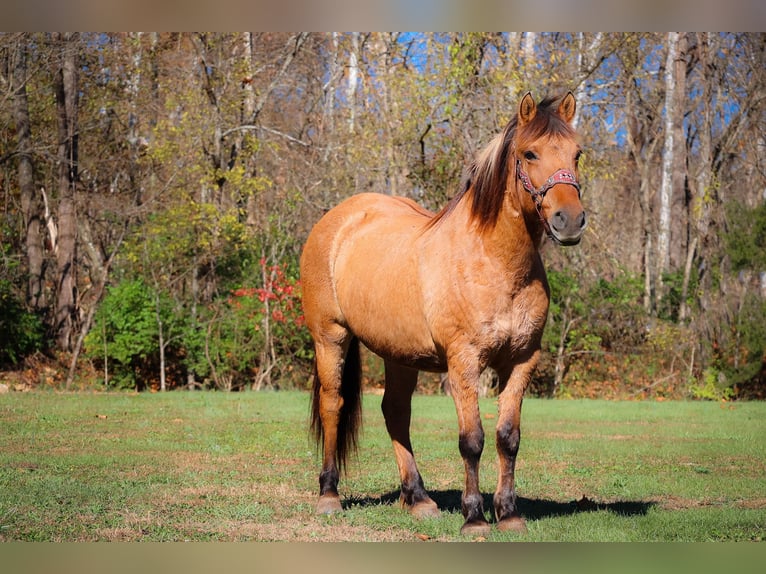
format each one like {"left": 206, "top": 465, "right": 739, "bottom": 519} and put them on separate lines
{"left": 316, "top": 494, "right": 342, "bottom": 515}
{"left": 497, "top": 515, "right": 527, "bottom": 533}
{"left": 460, "top": 519, "right": 491, "bottom": 537}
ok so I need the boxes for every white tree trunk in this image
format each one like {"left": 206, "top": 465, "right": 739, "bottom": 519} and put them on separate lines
{"left": 657, "top": 32, "right": 679, "bottom": 280}
{"left": 155, "top": 292, "right": 167, "bottom": 392}
{"left": 347, "top": 32, "right": 360, "bottom": 133}
{"left": 572, "top": 33, "right": 602, "bottom": 130}
{"left": 522, "top": 32, "right": 536, "bottom": 65}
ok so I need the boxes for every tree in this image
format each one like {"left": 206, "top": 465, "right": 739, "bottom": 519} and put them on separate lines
{"left": 8, "top": 36, "right": 46, "bottom": 312}
{"left": 657, "top": 32, "right": 688, "bottom": 312}
{"left": 619, "top": 34, "right": 664, "bottom": 314}
{"left": 52, "top": 32, "right": 80, "bottom": 352}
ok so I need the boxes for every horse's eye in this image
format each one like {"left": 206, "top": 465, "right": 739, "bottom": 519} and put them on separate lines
{"left": 524, "top": 151, "right": 537, "bottom": 161}
{"left": 574, "top": 150, "right": 582, "bottom": 164}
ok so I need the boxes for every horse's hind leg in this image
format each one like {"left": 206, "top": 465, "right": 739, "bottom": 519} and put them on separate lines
{"left": 313, "top": 330, "right": 353, "bottom": 515}
{"left": 382, "top": 360, "right": 439, "bottom": 518}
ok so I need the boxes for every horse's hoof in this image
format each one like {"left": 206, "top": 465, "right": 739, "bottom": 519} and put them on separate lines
{"left": 316, "top": 494, "right": 342, "bottom": 515}
{"left": 409, "top": 499, "right": 440, "bottom": 519}
{"left": 497, "top": 515, "right": 527, "bottom": 533}
{"left": 460, "top": 519, "right": 491, "bottom": 537}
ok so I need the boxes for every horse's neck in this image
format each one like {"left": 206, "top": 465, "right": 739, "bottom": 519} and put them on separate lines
{"left": 488, "top": 183, "right": 546, "bottom": 265}
{"left": 430, "top": 185, "right": 544, "bottom": 278}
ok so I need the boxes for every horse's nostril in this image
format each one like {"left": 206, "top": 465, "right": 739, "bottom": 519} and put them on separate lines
{"left": 578, "top": 211, "right": 587, "bottom": 229}
{"left": 552, "top": 210, "right": 567, "bottom": 231}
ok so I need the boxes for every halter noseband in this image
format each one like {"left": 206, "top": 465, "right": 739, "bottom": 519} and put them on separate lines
{"left": 516, "top": 158, "right": 580, "bottom": 235}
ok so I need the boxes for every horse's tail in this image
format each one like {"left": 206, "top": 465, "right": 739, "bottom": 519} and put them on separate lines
{"left": 310, "top": 336, "right": 362, "bottom": 473}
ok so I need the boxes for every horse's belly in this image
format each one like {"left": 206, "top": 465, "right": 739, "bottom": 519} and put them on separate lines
{"left": 336, "top": 266, "right": 441, "bottom": 368}
{"left": 361, "top": 337, "right": 446, "bottom": 372}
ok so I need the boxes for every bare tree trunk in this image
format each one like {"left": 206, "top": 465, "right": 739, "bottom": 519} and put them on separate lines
{"left": 53, "top": 32, "right": 80, "bottom": 352}
{"left": 65, "top": 224, "right": 127, "bottom": 389}
{"left": 322, "top": 32, "right": 339, "bottom": 139}
{"left": 657, "top": 32, "right": 679, "bottom": 286}
{"left": 679, "top": 237, "right": 697, "bottom": 323}
{"left": 155, "top": 290, "right": 167, "bottom": 392}
{"left": 681, "top": 32, "right": 715, "bottom": 322}
{"left": 572, "top": 33, "right": 603, "bottom": 131}
{"left": 243, "top": 32, "right": 260, "bottom": 231}
{"left": 254, "top": 256, "right": 277, "bottom": 390}
{"left": 503, "top": 33, "right": 520, "bottom": 102}
{"left": 657, "top": 32, "right": 686, "bottom": 310}
{"left": 522, "top": 32, "right": 536, "bottom": 67}
{"left": 553, "top": 302, "right": 578, "bottom": 393}
{"left": 347, "top": 32, "right": 360, "bottom": 133}
{"left": 374, "top": 32, "right": 400, "bottom": 196}
{"left": 625, "top": 76, "right": 662, "bottom": 315}
{"left": 673, "top": 32, "right": 688, "bottom": 257}
{"left": 12, "top": 40, "right": 46, "bottom": 311}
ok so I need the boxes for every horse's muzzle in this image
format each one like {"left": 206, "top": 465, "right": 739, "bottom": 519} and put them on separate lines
{"left": 548, "top": 208, "right": 587, "bottom": 246}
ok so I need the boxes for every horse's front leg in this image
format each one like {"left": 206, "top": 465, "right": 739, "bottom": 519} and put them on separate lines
{"left": 493, "top": 349, "right": 539, "bottom": 533}
{"left": 448, "top": 357, "right": 490, "bottom": 536}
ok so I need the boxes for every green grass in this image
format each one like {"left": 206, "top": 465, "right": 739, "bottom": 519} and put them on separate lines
{"left": 0, "top": 391, "right": 764, "bottom": 541}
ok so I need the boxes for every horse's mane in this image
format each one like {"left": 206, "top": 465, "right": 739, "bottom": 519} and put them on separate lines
{"left": 427, "top": 94, "right": 575, "bottom": 232}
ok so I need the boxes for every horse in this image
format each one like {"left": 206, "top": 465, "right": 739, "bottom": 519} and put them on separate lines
{"left": 300, "top": 92, "right": 586, "bottom": 536}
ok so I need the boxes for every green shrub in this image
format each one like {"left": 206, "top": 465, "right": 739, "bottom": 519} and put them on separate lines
{"left": 0, "top": 280, "right": 44, "bottom": 366}
{"left": 84, "top": 279, "right": 178, "bottom": 389}
{"left": 689, "top": 367, "right": 735, "bottom": 401}
{"left": 724, "top": 201, "right": 766, "bottom": 272}
{"left": 702, "top": 293, "right": 766, "bottom": 398}
{"left": 539, "top": 268, "right": 645, "bottom": 396}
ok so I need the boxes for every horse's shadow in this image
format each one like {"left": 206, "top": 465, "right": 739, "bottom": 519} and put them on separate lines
{"left": 344, "top": 489, "right": 653, "bottom": 521}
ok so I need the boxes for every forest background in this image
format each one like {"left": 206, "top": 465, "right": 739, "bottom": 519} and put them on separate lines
{"left": 0, "top": 32, "right": 764, "bottom": 400}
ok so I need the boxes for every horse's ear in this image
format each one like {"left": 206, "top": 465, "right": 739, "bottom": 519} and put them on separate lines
{"left": 518, "top": 92, "right": 536, "bottom": 126}
{"left": 558, "top": 91, "right": 576, "bottom": 124}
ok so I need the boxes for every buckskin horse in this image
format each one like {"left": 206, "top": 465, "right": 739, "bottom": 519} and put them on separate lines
{"left": 300, "top": 92, "right": 586, "bottom": 535}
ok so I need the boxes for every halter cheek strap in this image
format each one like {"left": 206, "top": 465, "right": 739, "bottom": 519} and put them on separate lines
{"left": 516, "top": 159, "right": 581, "bottom": 235}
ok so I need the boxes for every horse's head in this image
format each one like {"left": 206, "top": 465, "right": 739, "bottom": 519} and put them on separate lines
{"left": 514, "top": 92, "right": 586, "bottom": 246}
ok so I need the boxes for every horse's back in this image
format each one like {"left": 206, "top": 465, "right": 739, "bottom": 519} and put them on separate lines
{"left": 301, "top": 192, "right": 431, "bottom": 272}
{"left": 327, "top": 192, "right": 433, "bottom": 223}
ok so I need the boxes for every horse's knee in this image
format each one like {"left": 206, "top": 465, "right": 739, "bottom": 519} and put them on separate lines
{"left": 496, "top": 420, "right": 521, "bottom": 458}
{"left": 458, "top": 428, "right": 485, "bottom": 463}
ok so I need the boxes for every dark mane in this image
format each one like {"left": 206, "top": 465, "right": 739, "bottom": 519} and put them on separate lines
{"left": 427, "top": 94, "right": 575, "bottom": 232}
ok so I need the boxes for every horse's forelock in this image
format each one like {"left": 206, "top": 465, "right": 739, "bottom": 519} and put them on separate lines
{"left": 515, "top": 96, "right": 575, "bottom": 151}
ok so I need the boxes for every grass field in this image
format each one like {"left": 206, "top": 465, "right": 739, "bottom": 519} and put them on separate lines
{"left": 0, "top": 390, "right": 764, "bottom": 542}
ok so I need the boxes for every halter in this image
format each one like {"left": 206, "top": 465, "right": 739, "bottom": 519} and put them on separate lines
{"left": 516, "top": 158, "right": 580, "bottom": 236}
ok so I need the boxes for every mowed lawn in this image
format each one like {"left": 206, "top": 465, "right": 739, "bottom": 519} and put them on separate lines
{"left": 0, "top": 390, "right": 764, "bottom": 541}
